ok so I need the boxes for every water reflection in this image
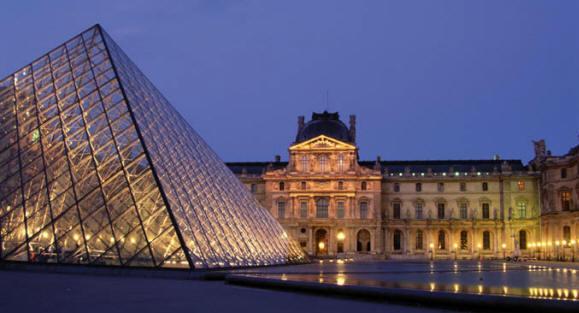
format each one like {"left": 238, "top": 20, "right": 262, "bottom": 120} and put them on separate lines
{"left": 246, "top": 273, "right": 578, "bottom": 301}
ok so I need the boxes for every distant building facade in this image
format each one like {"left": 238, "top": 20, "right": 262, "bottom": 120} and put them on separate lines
{"left": 227, "top": 112, "right": 578, "bottom": 260}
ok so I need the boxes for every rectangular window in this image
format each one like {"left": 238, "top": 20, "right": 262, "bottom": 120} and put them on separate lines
{"left": 359, "top": 202, "right": 368, "bottom": 219}
{"left": 460, "top": 231, "right": 468, "bottom": 250}
{"left": 482, "top": 203, "right": 490, "bottom": 219}
{"left": 319, "top": 155, "right": 327, "bottom": 173}
{"left": 336, "top": 201, "right": 345, "bottom": 219}
{"left": 277, "top": 201, "right": 285, "bottom": 219}
{"left": 416, "top": 231, "right": 423, "bottom": 250}
{"left": 415, "top": 183, "right": 422, "bottom": 192}
{"left": 301, "top": 155, "right": 308, "bottom": 172}
{"left": 250, "top": 184, "right": 257, "bottom": 193}
{"left": 517, "top": 181, "right": 525, "bottom": 191}
{"left": 517, "top": 201, "right": 527, "bottom": 218}
{"left": 393, "top": 183, "right": 400, "bottom": 192}
{"left": 561, "top": 191, "right": 571, "bottom": 211}
{"left": 482, "top": 182, "right": 488, "bottom": 191}
{"left": 338, "top": 153, "right": 345, "bottom": 172}
{"left": 437, "top": 203, "right": 445, "bottom": 219}
{"left": 316, "top": 198, "right": 329, "bottom": 218}
{"left": 393, "top": 202, "right": 401, "bottom": 219}
{"left": 437, "top": 182, "right": 444, "bottom": 192}
{"left": 460, "top": 202, "right": 468, "bottom": 219}
{"left": 483, "top": 232, "right": 491, "bottom": 250}
{"left": 415, "top": 202, "right": 423, "bottom": 219}
{"left": 561, "top": 168, "right": 567, "bottom": 179}
{"left": 460, "top": 182, "right": 467, "bottom": 192}
{"left": 300, "top": 201, "right": 308, "bottom": 218}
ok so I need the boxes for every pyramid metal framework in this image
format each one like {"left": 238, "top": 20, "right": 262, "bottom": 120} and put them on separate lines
{"left": 0, "top": 25, "right": 304, "bottom": 269}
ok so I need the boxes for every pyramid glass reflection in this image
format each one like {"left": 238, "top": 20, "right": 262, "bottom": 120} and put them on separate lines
{"left": 0, "top": 25, "right": 304, "bottom": 269}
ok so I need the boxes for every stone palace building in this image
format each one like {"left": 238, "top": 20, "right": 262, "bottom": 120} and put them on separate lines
{"left": 227, "top": 112, "right": 578, "bottom": 260}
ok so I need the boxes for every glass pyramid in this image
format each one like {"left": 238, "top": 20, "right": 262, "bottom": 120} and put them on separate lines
{"left": 0, "top": 25, "right": 304, "bottom": 269}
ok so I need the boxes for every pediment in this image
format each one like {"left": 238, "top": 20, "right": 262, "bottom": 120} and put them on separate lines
{"left": 289, "top": 135, "right": 356, "bottom": 151}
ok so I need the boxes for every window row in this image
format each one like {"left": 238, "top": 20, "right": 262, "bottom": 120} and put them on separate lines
{"left": 276, "top": 198, "right": 370, "bottom": 219}
{"left": 392, "top": 181, "right": 526, "bottom": 193}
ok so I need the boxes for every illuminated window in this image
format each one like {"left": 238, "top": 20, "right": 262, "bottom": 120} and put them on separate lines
{"left": 561, "top": 191, "right": 571, "bottom": 211}
{"left": 460, "top": 202, "right": 468, "bottom": 219}
{"left": 482, "top": 203, "right": 490, "bottom": 219}
{"left": 319, "top": 155, "right": 327, "bottom": 172}
{"left": 359, "top": 201, "right": 368, "bottom": 219}
{"left": 300, "top": 201, "right": 308, "bottom": 218}
{"left": 517, "top": 201, "right": 527, "bottom": 218}
{"left": 437, "top": 203, "right": 445, "bottom": 219}
{"left": 460, "top": 182, "right": 467, "bottom": 192}
{"left": 438, "top": 231, "right": 446, "bottom": 250}
{"left": 482, "top": 182, "right": 488, "bottom": 191}
{"left": 361, "top": 181, "right": 367, "bottom": 191}
{"left": 338, "top": 153, "right": 345, "bottom": 172}
{"left": 336, "top": 201, "right": 345, "bottom": 219}
{"left": 301, "top": 155, "right": 308, "bottom": 172}
{"left": 393, "top": 202, "right": 401, "bottom": 219}
{"left": 483, "top": 231, "right": 491, "bottom": 250}
{"left": 277, "top": 200, "right": 286, "bottom": 219}
{"left": 563, "top": 226, "right": 571, "bottom": 244}
{"left": 415, "top": 183, "right": 422, "bottom": 192}
{"left": 316, "top": 198, "right": 329, "bottom": 218}
{"left": 415, "top": 202, "right": 423, "bottom": 219}
{"left": 460, "top": 231, "right": 468, "bottom": 250}
{"left": 517, "top": 181, "right": 525, "bottom": 191}
{"left": 416, "top": 230, "right": 423, "bottom": 250}
{"left": 279, "top": 182, "right": 285, "bottom": 191}
{"left": 393, "top": 183, "right": 400, "bottom": 192}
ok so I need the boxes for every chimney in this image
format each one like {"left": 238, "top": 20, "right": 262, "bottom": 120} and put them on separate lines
{"left": 274, "top": 155, "right": 281, "bottom": 163}
{"left": 349, "top": 115, "right": 356, "bottom": 143}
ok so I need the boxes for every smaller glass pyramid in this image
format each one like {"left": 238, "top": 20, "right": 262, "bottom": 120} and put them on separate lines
{"left": 0, "top": 25, "right": 305, "bottom": 269}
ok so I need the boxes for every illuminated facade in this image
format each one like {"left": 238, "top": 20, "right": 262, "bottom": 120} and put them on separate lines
{"left": 0, "top": 25, "right": 304, "bottom": 269}
{"left": 228, "top": 112, "right": 577, "bottom": 260}
{"left": 530, "top": 140, "right": 578, "bottom": 260}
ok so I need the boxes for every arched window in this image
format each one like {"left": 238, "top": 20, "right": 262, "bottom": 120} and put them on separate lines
{"left": 483, "top": 231, "right": 491, "bottom": 250}
{"left": 519, "top": 230, "right": 527, "bottom": 250}
{"left": 460, "top": 231, "right": 468, "bottom": 250}
{"left": 361, "top": 181, "right": 367, "bottom": 191}
{"left": 357, "top": 229, "right": 371, "bottom": 252}
{"left": 393, "top": 230, "right": 402, "bottom": 251}
{"left": 301, "top": 155, "right": 309, "bottom": 172}
{"left": 517, "top": 201, "right": 527, "bottom": 218}
{"left": 319, "top": 155, "right": 328, "bottom": 172}
{"left": 277, "top": 200, "right": 286, "bottom": 219}
{"left": 415, "top": 230, "right": 423, "bottom": 250}
{"left": 359, "top": 201, "right": 368, "bottom": 219}
{"left": 279, "top": 181, "right": 285, "bottom": 191}
{"left": 316, "top": 198, "right": 329, "bottom": 218}
{"left": 438, "top": 230, "right": 446, "bottom": 250}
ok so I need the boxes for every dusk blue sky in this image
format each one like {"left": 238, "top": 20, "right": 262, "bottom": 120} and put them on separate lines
{"left": 1, "top": 1, "right": 578, "bottom": 163}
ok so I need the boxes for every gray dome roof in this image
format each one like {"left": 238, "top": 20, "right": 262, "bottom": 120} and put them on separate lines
{"left": 296, "top": 111, "right": 352, "bottom": 143}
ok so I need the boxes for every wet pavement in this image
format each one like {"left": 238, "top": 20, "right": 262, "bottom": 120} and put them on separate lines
{"left": 232, "top": 260, "right": 579, "bottom": 301}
